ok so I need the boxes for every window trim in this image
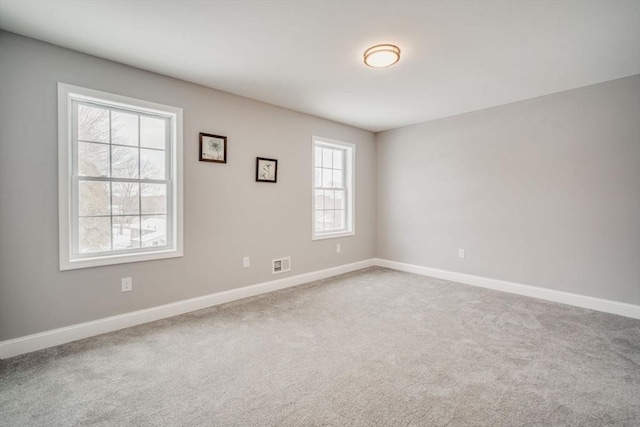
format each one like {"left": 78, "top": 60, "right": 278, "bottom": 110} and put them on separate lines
{"left": 311, "top": 136, "right": 355, "bottom": 240}
{"left": 58, "top": 83, "right": 183, "bottom": 270}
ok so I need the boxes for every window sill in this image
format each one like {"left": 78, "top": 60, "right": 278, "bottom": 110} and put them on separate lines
{"left": 60, "top": 248, "right": 183, "bottom": 271}
{"left": 312, "top": 231, "right": 355, "bottom": 241}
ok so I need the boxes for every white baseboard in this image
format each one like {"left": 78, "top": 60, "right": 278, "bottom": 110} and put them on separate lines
{"left": 0, "top": 259, "right": 376, "bottom": 359}
{"left": 3, "top": 257, "right": 637, "bottom": 359}
{"left": 374, "top": 258, "right": 640, "bottom": 320}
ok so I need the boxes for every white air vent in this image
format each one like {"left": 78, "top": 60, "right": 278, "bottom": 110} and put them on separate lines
{"left": 272, "top": 257, "right": 291, "bottom": 275}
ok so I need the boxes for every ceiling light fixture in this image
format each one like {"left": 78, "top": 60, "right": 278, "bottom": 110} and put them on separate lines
{"left": 363, "top": 44, "right": 401, "bottom": 68}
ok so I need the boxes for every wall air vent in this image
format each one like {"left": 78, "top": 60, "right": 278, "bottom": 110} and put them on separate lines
{"left": 272, "top": 257, "right": 291, "bottom": 275}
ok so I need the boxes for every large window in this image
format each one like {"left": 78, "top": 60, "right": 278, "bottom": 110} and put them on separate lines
{"left": 312, "top": 136, "right": 355, "bottom": 240}
{"left": 58, "top": 83, "right": 183, "bottom": 270}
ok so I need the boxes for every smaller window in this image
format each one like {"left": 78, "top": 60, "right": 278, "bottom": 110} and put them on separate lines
{"left": 312, "top": 136, "right": 355, "bottom": 240}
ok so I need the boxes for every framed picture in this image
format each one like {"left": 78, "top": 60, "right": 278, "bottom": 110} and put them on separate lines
{"left": 199, "top": 133, "right": 227, "bottom": 163}
{"left": 256, "top": 157, "right": 278, "bottom": 183}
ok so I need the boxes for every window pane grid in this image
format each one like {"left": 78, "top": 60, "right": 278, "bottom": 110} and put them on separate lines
{"left": 314, "top": 209, "right": 346, "bottom": 232}
{"left": 73, "top": 100, "right": 170, "bottom": 256}
{"left": 313, "top": 141, "right": 350, "bottom": 236}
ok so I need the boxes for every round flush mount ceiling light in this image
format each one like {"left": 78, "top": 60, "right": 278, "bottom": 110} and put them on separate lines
{"left": 363, "top": 44, "right": 401, "bottom": 68}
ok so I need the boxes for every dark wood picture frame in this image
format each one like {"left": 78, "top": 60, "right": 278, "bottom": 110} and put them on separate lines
{"left": 256, "top": 157, "right": 278, "bottom": 183}
{"left": 199, "top": 133, "right": 227, "bottom": 163}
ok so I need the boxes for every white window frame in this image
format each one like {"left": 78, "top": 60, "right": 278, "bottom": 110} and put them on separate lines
{"left": 58, "top": 83, "right": 183, "bottom": 270}
{"left": 312, "top": 136, "right": 355, "bottom": 240}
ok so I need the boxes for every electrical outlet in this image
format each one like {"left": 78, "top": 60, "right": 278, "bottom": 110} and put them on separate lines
{"left": 243, "top": 257, "right": 250, "bottom": 268}
{"left": 121, "top": 277, "right": 132, "bottom": 292}
{"left": 458, "top": 248, "right": 466, "bottom": 259}
{"left": 336, "top": 244, "right": 341, "bottom": 254}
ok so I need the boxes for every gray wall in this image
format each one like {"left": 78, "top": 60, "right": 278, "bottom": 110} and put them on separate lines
{"left": 0, "top": 32, "right": 377, "bottom": 341}
{"left": 377, "top": 75, "right": 640, "bottom": 305}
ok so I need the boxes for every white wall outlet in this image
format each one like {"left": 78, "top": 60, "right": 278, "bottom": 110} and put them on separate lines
{"left": 336, "top": 244, "right": 341, "bottom": 254}
{"left": 243, "top": 257, "right": 250, "bottom": 268}
{"left": 121, "top": 277, "right": 132, "bottom": 292}
{"left": 458, "top": 248, "right": 466, "bottom": 259}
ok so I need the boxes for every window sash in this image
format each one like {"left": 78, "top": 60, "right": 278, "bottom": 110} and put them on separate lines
{"left": 70, "top": 177, "right": 174, "bottom": 259}
{"left": 314, "top": 151, "right": 347, "bottom": 233}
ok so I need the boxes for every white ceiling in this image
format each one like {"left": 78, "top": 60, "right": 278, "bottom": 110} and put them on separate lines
{"left": 0, "top": 1, "right": 638, "bottom": 132}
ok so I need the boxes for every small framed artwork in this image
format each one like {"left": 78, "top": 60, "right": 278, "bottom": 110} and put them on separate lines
{"left": 199, "top": 133, "right": 227, "bottom": 163}
{"left": 256, "top": 157, "right": 278, "bottom": 183}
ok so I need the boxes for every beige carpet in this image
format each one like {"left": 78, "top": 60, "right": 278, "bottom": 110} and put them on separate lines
{"left": 1, "top": 267, "right": 639, "bottom": 426}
